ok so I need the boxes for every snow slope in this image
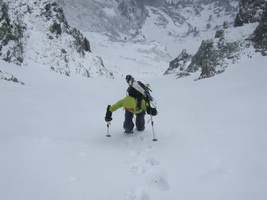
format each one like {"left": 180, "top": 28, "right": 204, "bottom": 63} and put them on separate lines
{"left": 1, "top": 51, "right": 267, "bottom": 200}
{"left": 84, "top": 32, "right": 171, "bottom": 78}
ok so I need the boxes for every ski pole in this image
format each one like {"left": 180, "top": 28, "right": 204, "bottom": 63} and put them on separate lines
{"left": 106, "top": 122, "right": 111, "bottom": 137}
{"left": 150, "top": 115, "right": 158, "bottom": 141}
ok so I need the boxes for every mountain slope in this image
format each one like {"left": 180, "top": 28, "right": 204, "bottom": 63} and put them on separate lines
{"left": 58, "top": 0, "right": 239, "bottom": 56}
{"left": 0, "top": 0, "right": 111, "bottom": 78}
{"left": 1, "top": 51, "right": 267, "bottom": 199}
{"left": 165, "top": 0, "right": 267, "bottom": 80}
{"left": 2, "top": 0, "right": 255, "bottom": 79}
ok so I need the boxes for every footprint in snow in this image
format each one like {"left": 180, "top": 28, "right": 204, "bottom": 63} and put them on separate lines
{"left": 125, "top": 187, "right": 150, "bottom": 200}
{"left": 130, "top": 151, "right": 160, "bottom": 166}
{"left": 130, "top": 164, "right": 146, "bottom": 176}
{"left": 126, "top": 143, "right": 169, "bottom": 198}
{"left": 145, "top": 156, "right": 160, "bottom": 166}
{"left": 129, "top": 154, "right": 160, "bottom": 176}
{"left": 124, "top": 133, "right": 144, "bottom": 145}
{"left": 146, "top": 174, "right": 170, "bottom": 191}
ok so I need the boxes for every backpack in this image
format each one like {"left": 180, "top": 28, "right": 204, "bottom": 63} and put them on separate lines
{"left": 126, "top": 75, "right": 155, "bottom": 109}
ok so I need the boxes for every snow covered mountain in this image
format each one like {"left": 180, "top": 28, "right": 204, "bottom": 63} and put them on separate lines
{"left": 164, "top": 0, "right": 267, "bottom": 79}
{"left": 0, "top": 0, "right": 111, "bottom": 78}
{"left": 57, "top": 0, "right": 238, "bottom": 39}
{"left": 57, "top": 0, "right": 239, "bottom": 54}
{"left": 56, "top": 0, "right": 266, "bottom": 80}
{"left": 0, "top": 0, "right": 266, "bottom": 79}
{"left": 1, "top": 0, "right": 249, "bottom": 79}
{"left": 2, "top": 0, "right": 266, "bottom": 80}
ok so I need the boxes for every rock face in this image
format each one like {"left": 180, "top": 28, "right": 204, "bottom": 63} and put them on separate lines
{"left": 165, "top": 30, "right": 241, "bottom": 80}
{"left": 57, "top": 0, "right": 149, "bottom": 37}
{"left": 234, "top": 0, "right": 266, "bottom": 27}
{"left": 164, "top": 49, "right": 192, "bottom": 77}
{"left": 0, "top": 0, "right": 112, "bottom": 78}
{"left": 39, "top": 1, "right": 91, "bottom": 55}
{"left": 234, "top": 0, "right": 267, "bottom": 55}
{"left": 249, "top": 4, "right": 267, "bottom": 55}
{"left": 166, "top": 0, "right": 267, "bottom": 80}
{"left": 0, "top": 69, "right": 24, "bottom": 85}
{"left": 190, "top": 34, "right": 241, "bottom": 79}
{"left": 0, "top": 0, "right": 25, "bottom": 65}
{"left": 58, "top": 0, "right": 239, "bottom": 41}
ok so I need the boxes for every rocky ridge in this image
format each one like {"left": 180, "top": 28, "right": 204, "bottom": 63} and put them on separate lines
{"left": 165, "top": 0, "right": 267, "bottom": 80}
{"left": 0, "top": 0, "right": 112, "bottom": 79}
{"left": 1, "top": 0, "right": 265, "bottom": 81}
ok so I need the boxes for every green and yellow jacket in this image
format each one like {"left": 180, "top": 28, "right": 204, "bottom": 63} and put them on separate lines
{"left": 109, "top": 96, "right": 149, "bottom": 114}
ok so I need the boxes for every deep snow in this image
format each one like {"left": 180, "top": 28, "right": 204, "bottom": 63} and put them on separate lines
{"left": 1, "top": 1, "right": 267, "bottom": 198}
{"left": 1, "top": 50, "right": 267, "bottom": 200}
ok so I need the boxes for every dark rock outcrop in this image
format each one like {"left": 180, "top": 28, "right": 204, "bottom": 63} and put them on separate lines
{"left": 0, "top": 1, "right": 25, "bottom": 65}
{"left": 164, "top": 49, "right": 192, "bottom": 76}
{"left": 0, "top": 0, "right": 105, "bottom": 78}
{"left": 249, "top": 3, "right": 267, "bottom": 55}
{"left": 167, "top": 31, "right": 241, "bottom": 80}
{"left": 234, "top": 0, "right": 266, "bottom": 27}
{"left": 0, "top": 70, "right": 25, "bottom": 84}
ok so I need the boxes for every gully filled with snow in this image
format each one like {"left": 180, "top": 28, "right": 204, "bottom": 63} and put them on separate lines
{"left": 1, "top": 54, "right": 267, "bottom": 200}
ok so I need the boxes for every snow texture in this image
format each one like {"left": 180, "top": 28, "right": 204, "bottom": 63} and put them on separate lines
{"left": 1, "top": 49, "right": 267, "bottom": 200}
{"left": 1, "top": 0, "right": 267, "bottom": 200}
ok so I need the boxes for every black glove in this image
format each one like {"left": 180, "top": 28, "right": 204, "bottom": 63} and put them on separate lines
{"left": 105, "top": 105, "right": 112, "bottom": 122}
{"left": 147, "top": 107, "right": 157, "bottom": 116}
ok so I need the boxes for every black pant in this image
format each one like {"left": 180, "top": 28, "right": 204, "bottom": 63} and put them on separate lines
{"left": 124, "top": 110, "right": 145, "bottom": 132}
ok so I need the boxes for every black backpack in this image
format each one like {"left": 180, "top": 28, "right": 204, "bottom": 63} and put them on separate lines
{"left": 126, "top": 75, "right": 154, "bottom": 109}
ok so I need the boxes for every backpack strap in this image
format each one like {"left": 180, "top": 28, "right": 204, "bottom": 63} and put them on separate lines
{"left": 136, "top": 97, "right": 144, "bottom": 110}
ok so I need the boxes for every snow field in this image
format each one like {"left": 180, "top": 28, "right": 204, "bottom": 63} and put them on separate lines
{"left": 1, "top": 53, "right": 267, "bottom": 200}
